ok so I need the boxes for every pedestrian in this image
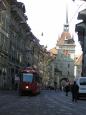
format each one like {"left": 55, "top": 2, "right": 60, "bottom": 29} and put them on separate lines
{"left": 54, "top": 81, "right": 57, "bottom": 91}
{"left": 65, "top": 82, "right": 70, "bottom": 96}
{"left": 71, "top": 81, "right": 79, "bottom": 102}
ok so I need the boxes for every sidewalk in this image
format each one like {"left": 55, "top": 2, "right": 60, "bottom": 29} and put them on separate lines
{"left": 0, "top": 89, "right": 18, "bottom": 95}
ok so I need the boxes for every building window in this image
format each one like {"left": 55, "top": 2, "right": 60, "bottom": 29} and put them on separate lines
{"left": 68, "top": 71, "right": 69, "bottom": 75}
{"left": 68, "top": 64, "right": 70, "bottom": 68}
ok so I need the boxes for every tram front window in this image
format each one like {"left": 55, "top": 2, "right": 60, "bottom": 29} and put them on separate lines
{"left": 23, "top": 73, "right": 33, "bottom": 83}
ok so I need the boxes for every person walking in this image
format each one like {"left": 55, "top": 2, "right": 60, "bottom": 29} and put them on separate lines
{"left": 54, "top": 81, "right": 57, "bottom": 91}
{"left": 71, "top": 81, "right": 79, "bottom": 102}
{"left": 65, "top": 82, "right": 70, "bottom": 96}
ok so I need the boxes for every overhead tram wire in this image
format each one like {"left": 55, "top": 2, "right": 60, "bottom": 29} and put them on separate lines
{"left": 69, "top": 2, "right": 85, "bottom": 24}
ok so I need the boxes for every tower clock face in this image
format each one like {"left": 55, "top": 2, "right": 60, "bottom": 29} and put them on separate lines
{"left": 64, "top": 26, "right": 69, "bottom": 32}
{"left": 63, "top": 50, "right": 69, "bottom": 56}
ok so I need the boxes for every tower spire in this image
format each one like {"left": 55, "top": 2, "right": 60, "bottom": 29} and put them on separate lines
{"left": 64, "top": 1, "right": 69, "bottom": 32}
{"left": 66, "top": 4, "right": 68, "bottom": 25}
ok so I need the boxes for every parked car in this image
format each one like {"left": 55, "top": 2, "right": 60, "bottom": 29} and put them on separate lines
{"left": 76, "top": 77, "right": 86, "bottom": 99}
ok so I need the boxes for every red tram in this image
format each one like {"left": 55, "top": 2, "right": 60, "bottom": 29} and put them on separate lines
{"left": 18, "top": 67, "right": 41, "bottom": 95}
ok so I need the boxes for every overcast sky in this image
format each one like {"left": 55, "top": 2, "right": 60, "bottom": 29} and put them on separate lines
{"left": 17, "top": 0, "right": 86, "bottom": 55}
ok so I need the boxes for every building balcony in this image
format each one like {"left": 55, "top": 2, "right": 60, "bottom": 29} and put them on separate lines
{"left": 78, "top": 9, "right": 86, "bottom": 21}
{"left": 11, "top": 4, "right": 27, "bottom": 23}
{"left": 76, "top": 22, "right": 86, "bottom": 32}
{"left": 11, "top": 18, "right": 20, "bottom": 31}
{"left": 20, "top": 21, "right": 31, "bottom": 32}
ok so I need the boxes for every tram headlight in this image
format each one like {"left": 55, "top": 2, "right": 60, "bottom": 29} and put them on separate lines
{"left": 25, "top": 86, "right": 29, "bottom": 89}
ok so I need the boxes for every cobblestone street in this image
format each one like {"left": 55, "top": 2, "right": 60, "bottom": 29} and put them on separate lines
{"left": 0, "top": 90, "right": 86, "bottom": 115}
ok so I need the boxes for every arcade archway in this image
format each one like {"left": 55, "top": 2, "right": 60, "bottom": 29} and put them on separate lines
{"left": 59, "top": 78, "right": 69, "bottom": 90}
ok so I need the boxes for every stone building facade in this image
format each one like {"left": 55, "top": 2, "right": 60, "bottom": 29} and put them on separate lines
{"left": 0, "top": 0, "right": 11, "bottom": 89}
{"left": 0, "top": 0, "right": 52, "bottom": 89}
{"left": 74, "top": 54, "right": 82, "bottom": 78}
{"left": 75, "top": 7, "right": 86, "bottom": 76}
